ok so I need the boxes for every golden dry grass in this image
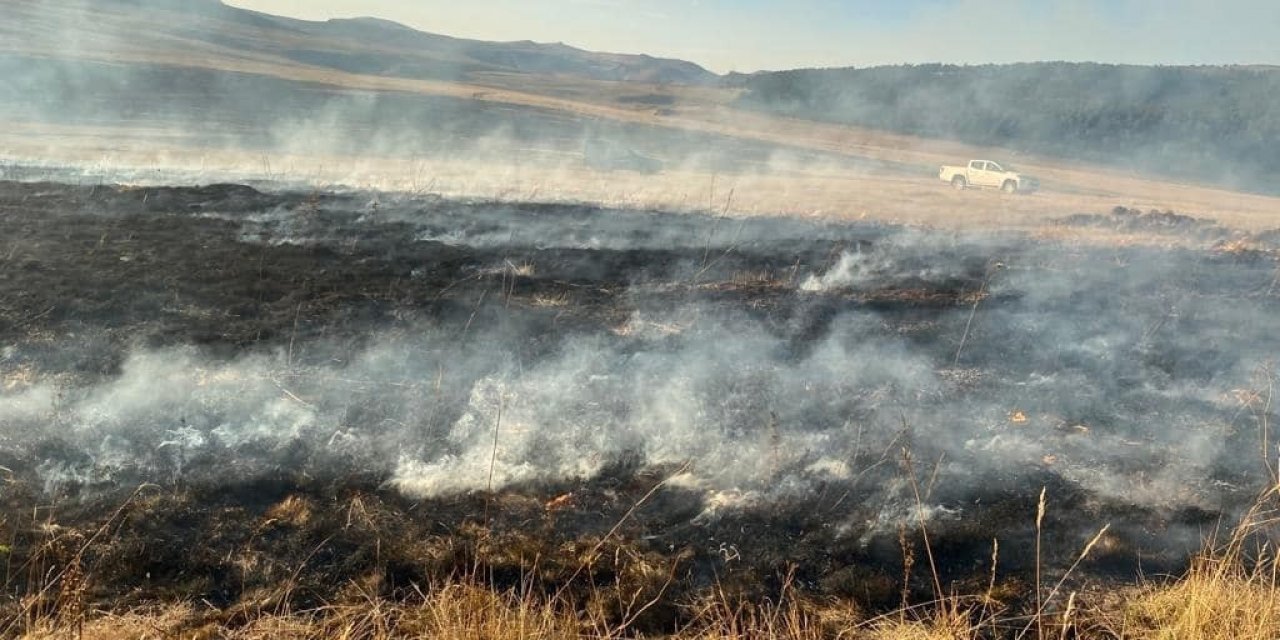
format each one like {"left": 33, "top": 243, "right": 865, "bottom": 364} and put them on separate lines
{"left": 6, "top": 589, "right": 997, "bottom": 640}
{"left": 17, "top": 488, "right": 1280, "bottom": 640}
{"left": 11, "top": 560, "right": 1280, "bottom": 640}
{"left": 7, "top": 122, "right": 1279, "bottom": 239}
{"left": 1112, "top": 565, "right": 1280, "bottom": 640}
{"left": 1092, "top": 500, "right": 1280, "bottom": 640}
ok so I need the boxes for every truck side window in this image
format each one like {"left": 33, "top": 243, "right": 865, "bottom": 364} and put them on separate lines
{"left": 971, "top": 161, "right": 982, "bottom": 170}
{"left": 989, "top": 162, "right": 1002, "bottom": 172}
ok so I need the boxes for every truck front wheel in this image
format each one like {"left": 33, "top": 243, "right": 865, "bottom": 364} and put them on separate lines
{"left": 951, "top": 176, "right": 967, "bottom": 190}
{"left": 1001, "top": 180, "right": 1018, "bottom": 194}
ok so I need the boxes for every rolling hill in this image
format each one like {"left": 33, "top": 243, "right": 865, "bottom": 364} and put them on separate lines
{"left": 2, "top": 0, "right": 716, "bottom": 86}
{"left": 732, "top": 64, "right": 1280, "bottom": 194}
{"left": 3, "top": 0, "right": 1280, "bottom": 231}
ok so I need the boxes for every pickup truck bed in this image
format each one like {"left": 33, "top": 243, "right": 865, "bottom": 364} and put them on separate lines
{"left": 939, "top": 160, "right": 1039, "bottom": 194}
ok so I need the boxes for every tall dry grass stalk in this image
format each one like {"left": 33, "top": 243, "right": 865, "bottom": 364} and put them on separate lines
{"left": 1097, "top": 487, "right": 1280, "bottom": 640}
{"left": 14, "top": 489, "right": 1280, "bottom": 639}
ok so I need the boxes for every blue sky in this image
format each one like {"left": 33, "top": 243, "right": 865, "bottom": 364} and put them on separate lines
{"left": 225, "top": 0, "right": 1279, "bottom": 73}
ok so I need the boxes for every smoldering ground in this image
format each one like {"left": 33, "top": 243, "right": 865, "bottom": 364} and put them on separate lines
{"left": 1, "top": 179, "right": 1278, "bottom": 616}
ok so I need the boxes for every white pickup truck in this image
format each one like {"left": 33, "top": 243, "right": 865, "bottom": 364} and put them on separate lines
{"left": 939, "top": 160, "right": 1039, "bottom": 194}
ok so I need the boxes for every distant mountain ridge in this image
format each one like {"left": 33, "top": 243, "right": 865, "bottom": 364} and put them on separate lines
{"left": 37, "top": 0, "right": 719, "bottom": 85}
{"left": 307, "top": 17, "right": 716, "bottom": 85}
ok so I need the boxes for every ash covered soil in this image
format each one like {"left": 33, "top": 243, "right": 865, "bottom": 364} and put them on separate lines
{"left": 1, "top": 180, "right": 1279, "bottom": 629}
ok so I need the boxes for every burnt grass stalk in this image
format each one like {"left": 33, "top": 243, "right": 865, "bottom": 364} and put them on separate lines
{"left": 2, "top": 180, "right": 1280, "bottom": 637}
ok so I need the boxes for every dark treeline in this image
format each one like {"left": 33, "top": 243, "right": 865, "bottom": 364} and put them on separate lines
{"left": 732, "top": 63, "right": 1280, "bottom": 193}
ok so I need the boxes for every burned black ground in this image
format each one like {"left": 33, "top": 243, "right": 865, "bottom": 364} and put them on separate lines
{"left": 1, "top": 180, "right": 1278, "bottom": 632}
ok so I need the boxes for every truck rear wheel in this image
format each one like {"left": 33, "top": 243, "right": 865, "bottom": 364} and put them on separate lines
{"left": 1001, "top": 180, "right": 1018, "bottom": 194}
{"left": 951, "top": 176, "right": 967, "bottom": 190}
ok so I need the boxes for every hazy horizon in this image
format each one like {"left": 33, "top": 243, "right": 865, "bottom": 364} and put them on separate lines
{"left": 223, "top": 0, "right": 1280, "bottom": 73}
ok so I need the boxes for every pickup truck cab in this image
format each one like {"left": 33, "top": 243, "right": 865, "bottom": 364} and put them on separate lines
{"left": 939, "top": 160, "right": 1039, "bottom": 194}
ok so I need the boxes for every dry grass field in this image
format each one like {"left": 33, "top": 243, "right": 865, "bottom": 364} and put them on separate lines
{"left": 4, "top": 1, "right": 1280, "bottom": 235}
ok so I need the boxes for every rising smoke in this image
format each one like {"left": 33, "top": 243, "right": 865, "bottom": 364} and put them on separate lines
{"left": 3, "top": 196, "right": 1275, "bottom": 549}
{"left": 2, "top": 0, "right": 1279, "bottom": 582}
